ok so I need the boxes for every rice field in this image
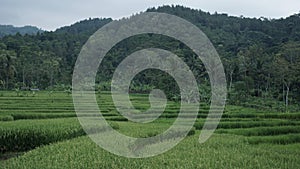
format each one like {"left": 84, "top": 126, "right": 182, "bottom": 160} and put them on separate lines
{"left": 0, "top": 91, "right": 300, "bottom": 168}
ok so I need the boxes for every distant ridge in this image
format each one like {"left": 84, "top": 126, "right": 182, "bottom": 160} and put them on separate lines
{"left": 55, "top": 18, "right": 112, "bottom": 34}
{"left": 0, "top": 25, "right": 43, "bottom": 37}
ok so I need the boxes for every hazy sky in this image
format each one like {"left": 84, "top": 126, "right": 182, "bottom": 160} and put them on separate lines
{"left": 0, "top": 0, "right": 299, "bottom": 30}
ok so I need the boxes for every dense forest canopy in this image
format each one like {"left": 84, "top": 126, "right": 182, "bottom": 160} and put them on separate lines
{"left": 0, "top": 5, "right": 299, "bottom": 111}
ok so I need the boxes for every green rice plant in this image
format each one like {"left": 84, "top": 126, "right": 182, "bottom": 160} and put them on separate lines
{"left": 109, "top": 122, "right": 120, "bottom": 130}
{"left": 0, "top": 115, "right": 14, "bottom": 121}
{"left": 220, "top": 118, "right": 263, "bottom": 122}
{"left": 160, "top": 113, "right": 178, "bottom": 118}
{"left": 187, "top": 127, "right": 196, "bottom": 136}
{"left": 198, "top": 109, "right": 209, "bottom": 113}
{"left": 220, "top": 113, "right": 300, "bottom": 119}
{"left": 0, "top": 118, "right": 84, "bottom": 152}
{"left": 146, "top": 131, "right": 160, "bottom": 137}
{"left": 1, "top": 91, "right": 300, "bottom": 169}
{"left": 259, "top": 113, "right": 300, "bottom": 119}
{"left": 246, "top": 134, "right": 300, "bottom": 144}
{"left": 194, "top": 122, "right": 204, "bottom": 130}
{"left": 217, "top": 120, "right": 300, "bottom": 129}
{"left": 105, "top": 116, "right": 128, "bottom": 121}
{"left": 0, "top": 118, "right": 121, "bottom": 152}
{"left": 222, "top": 113, "right": 257, "bottom": 118}
{"left": 0, "top": 126, "right": 85, "bottom": 152}
{"left": 2, "top": 134, "right": 300, "bottom": 169}
{"left": 11, "top": 113, "right": 76, "bottom": 120}
{"left": 194, "top": 120, "right": 300, "bottom": 130}
{"left": 217, "top": 126, "right": 300, "bottom": 136}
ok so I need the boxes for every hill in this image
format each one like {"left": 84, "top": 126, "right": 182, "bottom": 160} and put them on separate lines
{"left": 0, "top": 25, "right": 43, "bottom": 37}
{"left": 0, "top": 5, "right": 299, "bottom": 111}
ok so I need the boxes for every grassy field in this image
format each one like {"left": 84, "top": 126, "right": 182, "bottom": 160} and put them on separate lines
{"left": 0, "top": 91, "right": 300, "bottom": 168}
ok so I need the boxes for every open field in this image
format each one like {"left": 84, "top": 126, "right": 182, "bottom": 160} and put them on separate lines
{"left": 0, "top": 91, "right": 300, "bottom": 168}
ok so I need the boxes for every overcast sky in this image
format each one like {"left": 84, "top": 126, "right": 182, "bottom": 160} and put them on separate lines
{"left": 0, "top": 0, "right": 299, "bottom": 31}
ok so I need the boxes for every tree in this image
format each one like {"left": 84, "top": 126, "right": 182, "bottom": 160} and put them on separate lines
{"left": 0, "top": 49, "right": 16, "bottom": 89}
{"left": 272, "top": 42, "right": 300, "bottom": 111}
{"left": 223, "top": 57, "right": 238, "bottom": 92}
{"left": 42, "top": 54, "right": 60, "bottom": 89}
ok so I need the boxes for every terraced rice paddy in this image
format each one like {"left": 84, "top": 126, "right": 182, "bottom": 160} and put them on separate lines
{"left": 0, "top": 91, "right": 299, "bottom": 168}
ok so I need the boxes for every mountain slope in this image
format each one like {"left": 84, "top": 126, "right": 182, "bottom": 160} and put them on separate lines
{"left": 0, "top": 5, "right": 299, "bottom": 110}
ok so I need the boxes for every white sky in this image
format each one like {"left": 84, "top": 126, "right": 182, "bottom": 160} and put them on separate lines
{"left": 0, "top": 0, "right": 299, "bottom": 31}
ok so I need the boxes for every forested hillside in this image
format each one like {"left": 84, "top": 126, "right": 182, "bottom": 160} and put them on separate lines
{"left": 0, "top": 5, "right": 299, "bottom": 111}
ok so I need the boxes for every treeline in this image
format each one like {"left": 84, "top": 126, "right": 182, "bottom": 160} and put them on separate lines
{"left": 0, "top": 5, "right": 300, "bottom": 110}
{"left": 0, "top": 18, "right": 112, "bottom": 89}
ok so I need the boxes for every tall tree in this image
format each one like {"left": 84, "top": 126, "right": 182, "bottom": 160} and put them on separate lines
{"left": 273, "top": 42, "right": 300, "bottom": 111}
{"left": 0, "top": 49, "right": 16, "bottom": 89}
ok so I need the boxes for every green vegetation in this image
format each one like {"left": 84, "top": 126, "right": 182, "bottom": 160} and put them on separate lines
{"left": 0, "top": 91, "right": 299, "bottom": 168}
{"left": 0, "top": 118, "right": 84, "bottom": 152}
{"left": 0, "top": 5, "right": 300, "bottom": 111}
{"left": 217, "top": 126, "right": 300, "bottom": 136}
{"left": 247, "top": 134, "right": 300, "bottom": 144}
{"left": 2, "top": 134, "right": 300, "bottom": 169}
{"left": 0, "top": 25, "right": 43, "bottom": 37}
{"left": 0, "top": 5, "right": 300, "bottom": 168}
